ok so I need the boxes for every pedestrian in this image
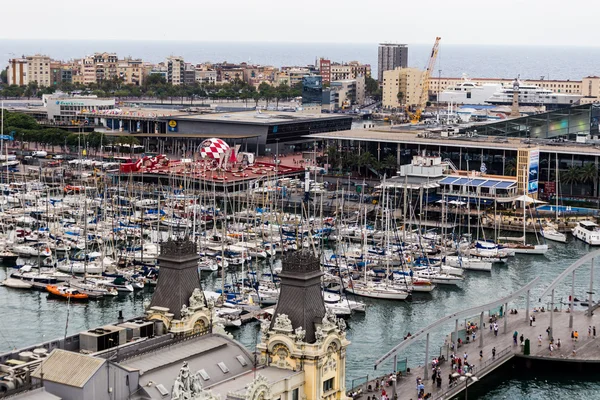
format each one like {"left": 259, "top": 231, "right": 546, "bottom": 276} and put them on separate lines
{"left": 589, "top": 326, "right": 592, "bottom": 338}
{"left": 594, "top": 326, "right": 597, "bottom": 338}
{"left": 479, "top": 350, "right": 483, "bottom": 361}
{"left": 513, "top": 331, "right": 518, "bottom": 345}
{"left": 520, "top": 334, "right": 524, "bottom": 345}
{"left": 529, "top": 315, "right": 533, "bottom": 326}
{"left": 538, "top": 334, "right": 543, "bottom": 346}
{"left": 571, "top": 331, "right": 575, "bottom": 341}
{"left": 546, "top": 326, "right": 551, "bottom": 337}
{"left": 472, "top": 331, "right": 476, "bottom": 342}
{"left": 492, "top": 347, "right": 496, "bottom": 358}
{"left": 575, "top": 331, "right": 579, "bottom": 341}
{"left": 557, "top": 338, "right": 561, "bottom": 349}
{"left": 549, "top": 343, "right": 554, "bottom": 355}
{"left": 463, "top": 352, "right": 468, "bottom": 362}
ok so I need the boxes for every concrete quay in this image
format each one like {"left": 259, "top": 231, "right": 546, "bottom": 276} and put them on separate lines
{"left": 350, "top": 308, "right": 600, "bottom": 400}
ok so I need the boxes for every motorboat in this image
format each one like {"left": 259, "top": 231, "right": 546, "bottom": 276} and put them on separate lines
{"left": 439, "top": 75, "right": 502, "bottom": 105}
{"left": 572, "top": 221, "right": 600, "bottom": 245}
{"left": 414, "top": 270, "right": 463, "bottom": 286}
{"left": 1, "top": 277, "right": 33, "bottom": 289}
{"left": 486, "top": 80, "right": 582, "bottom": 109}
{"left": 541, "top": 226, "right": 567, "bottom": 243}
{"left": 46, "top": 285, "right": 89, "bottom": 300}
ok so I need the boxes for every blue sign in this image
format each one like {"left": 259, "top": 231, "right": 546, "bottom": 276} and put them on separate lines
{"left": 528, "top": 149, "right": 539, "bottom": 194}
{"left": 273, "top": 125, "right": 278, "bottom": 133}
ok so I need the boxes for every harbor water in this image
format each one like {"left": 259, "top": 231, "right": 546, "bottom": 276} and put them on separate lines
{"left": 1, "top": 236, "right": 598, "bottom": 398}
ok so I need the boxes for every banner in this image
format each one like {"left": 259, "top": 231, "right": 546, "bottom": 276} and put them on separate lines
{"left": 528, "top": 149, "right": 539, "bottom": 194}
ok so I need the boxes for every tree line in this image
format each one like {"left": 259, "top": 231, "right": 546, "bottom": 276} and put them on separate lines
{"left": 2, "top": 111, "right": 138, "bottom": 155}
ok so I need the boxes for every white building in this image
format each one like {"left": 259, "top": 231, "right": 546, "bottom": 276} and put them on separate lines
{"left": 42, "top": 93, "right": 115, "bottom": 122}
{"left": 7, "top": 58, "right": 28, "bottom": 86}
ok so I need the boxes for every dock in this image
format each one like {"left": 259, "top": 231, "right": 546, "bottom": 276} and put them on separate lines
{"left": 350, "top": 308, "right": 600, "bottom": 400}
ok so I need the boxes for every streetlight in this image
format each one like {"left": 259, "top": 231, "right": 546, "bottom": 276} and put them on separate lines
{"left": 459, "top": 372, "right": 478, "bottom": 400}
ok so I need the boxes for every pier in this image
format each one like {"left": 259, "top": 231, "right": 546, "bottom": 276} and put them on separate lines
{"left": 349, "top": 250, "right": 600, "bottom": 400}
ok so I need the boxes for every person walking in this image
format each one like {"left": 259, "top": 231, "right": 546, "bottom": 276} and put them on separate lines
{"left": 463, "top": 352, "right": 468, "bottom": 362}
{"left": 492, "top": 347, "right": 496, "bottom": 359}
{"left": 479, "top": 350, "right": 483, "bottom": 361}
{"left": 513, "top": 331, "right": 518, "bottom": 345}
{"left": 594, "top": 326, "right": 597, "bottom": 338}
{"left": 520, "top": 334, "right": 524, "bottom": 345}
{"left": 557, "top": 338, "right": 561, "bottom": 349}
{"left": 538, "top": 334, "right": 543, "bottom": 346}
{"left": 529, "top": 315, "right": 533, "bottom": 326}
{"left": 575, "top": 331, "right": 579, "bottom": 341}
{"left": 549, "top": 343, "right": 554, "bottom": 355}
{"left": 571, "top": 331, "right": 575, "bottom": 341}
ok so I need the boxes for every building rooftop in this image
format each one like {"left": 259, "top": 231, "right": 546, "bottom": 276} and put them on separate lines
{"left": 208, "top": 367, "right": 303, "bottom": 397}
{"left": 31, "top": 349, "right": 105, "bottom": 388}
{"left": 308, "top": 128, "right": 600, "bottom": 157}
{"left": 172, "top": 110, "right": 350, "bottom": 125}
{"left": 122, "top": 334, "right": 253, "bottom": 399}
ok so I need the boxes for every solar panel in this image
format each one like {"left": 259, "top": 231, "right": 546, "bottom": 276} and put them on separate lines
{"left": 496, "top": 181, "right": 516, "bottom": 189}
{"left": 467, "top": 179, "right": 487, "bottom": 187}
{"left": 439, "top": 177, "right": 460, "bottom": 184}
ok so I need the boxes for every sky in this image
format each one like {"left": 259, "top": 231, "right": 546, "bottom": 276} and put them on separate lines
{"left": 1, "top": 0, "right": 597, "bottom": 46}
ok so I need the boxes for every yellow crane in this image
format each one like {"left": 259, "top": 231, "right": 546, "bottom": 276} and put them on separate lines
{"left": 409, "top": 36, "right": 441, "bottom": 123}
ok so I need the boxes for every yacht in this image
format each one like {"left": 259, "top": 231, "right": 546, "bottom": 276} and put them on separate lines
{"left": 439, "top": 76, "right": 502, "bottom": 105}
{"left": 486, "top": 81, "right": 582, "bottom": 109}
{"left": 572, "top": 221, "right": 600, "bottom": 245}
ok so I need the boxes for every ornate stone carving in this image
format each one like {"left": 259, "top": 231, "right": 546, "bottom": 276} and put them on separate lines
{"left": 260, "top": 321, "right": 271, "bottom": 335}
{"left": 244, "top": 374, "right": 272, "bottom": 400}
{"left": 294, "top": 326, "right": 306, "bottom": 343}
{"left": 273, "top": 313, "right": 293, "bottom": 332}
{"left": 336, "top": 317, "right": 347, "bottom": 333}
{"left": 180, "top": 304, "right": 191, "bottom": 319}
{"left": 315, "top": 326, "right": 325, "bottom": 343}
{"left": 321, "top": 309, "right": 337, "bottom": 331}
{"left": 189, "top": 288, "right": 206, "bottom": 309}
{"left": 171, "top": 361, "right": 221, "bottom": 400}
{"left": 161, "top": 237, "right": 197, "bottom": 258}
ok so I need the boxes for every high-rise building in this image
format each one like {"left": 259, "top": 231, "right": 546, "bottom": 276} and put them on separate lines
{"left": 7, "top": 58, "right": 28, "bottom": 86}
{"left": 318, "top": 58, "right": 331, "bottom": 84}
{"left": 302, "top": 75, "right": 323, "bottom": 105}
{"left": 378, "top": 43, "right": 408, "bottom": 83}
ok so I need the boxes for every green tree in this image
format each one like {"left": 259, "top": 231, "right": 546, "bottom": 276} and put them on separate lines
{"left": 580, "top": 163, "right": 598, "bottom": 198}
{"left": 258, "top": 82, "right": 274, "bottom": 107}
{"left": 561, "top": 166, "right": 581, "bottom": 195}
{"left": 365, "top": 76, "right": 381, "bottom": 101}
{"left": 397, "top": 91, "right": 404, "bottom": 105}
{"left": 0, "top": 69, "right": 7, "bottom": 84}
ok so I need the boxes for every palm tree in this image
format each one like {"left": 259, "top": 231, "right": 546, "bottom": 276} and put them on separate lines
{"left": 504, "top": 158, "right": 517, "bottom": 176}
{"left": 580, "top": 163, "right": 599, "bottom": 198}
{"left": 561, "top": 167, "right": 581, "bottom": 195}
{"left": 397, "top": 91, "right": 404, "bottom": 106}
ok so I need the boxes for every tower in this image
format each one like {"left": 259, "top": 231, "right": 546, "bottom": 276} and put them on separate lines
{"left": 510, "top": 78, "right": 520, "bottom": 117}
{"left": 378, "top": 43, "right": 408, "bottom": 82}
{"left": 258, "top": 250, "right": 350, "bottom": 400}
{"left": 147, "top": 237, "right": 211, "bottom": 335}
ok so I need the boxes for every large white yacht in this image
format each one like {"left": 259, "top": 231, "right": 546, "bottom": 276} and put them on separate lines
{"left": 486, "top": 80, "right": 582, "bottom": 109}
{"left": 572, "top": 221, "right": 600, "bottom": 245}
{"left": 439, "top": 76, "right": 502, "bottom": 105}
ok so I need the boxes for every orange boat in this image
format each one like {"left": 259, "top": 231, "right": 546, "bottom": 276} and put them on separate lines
{"left": 46, "top": 285, "right": 89, "bottom": 300}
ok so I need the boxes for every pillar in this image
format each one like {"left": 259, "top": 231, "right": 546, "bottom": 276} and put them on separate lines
{"left": 424, "top": 333, "right": 430, "bottom": 381}
{"left": 550, "top": 289, "right": 555, "bottom": 341}
{"left": 525, "top": 289, "right": 530, "bottom": 323}
{"left": 570, "top": 270, "right": 575, "bottom": 328}
{"left": 504, "top": 303, "right": 508, "bottom": 334}
{"left": 396, "top": 143, "right": 401, "bottom": 166}
{"left": 377, "top": 142, "right": 381, "bottom": 161}
{"left": 454, "top": 319, "right": 458, "bottom": 351}
{"left": 479, "top": 311, "right": 484, "bottom": 349}
{"left": 589, "top": 258, "right": 595, "bottom": 317}
{"left": 393, "top": 354, "right": 397, "bottom": 394}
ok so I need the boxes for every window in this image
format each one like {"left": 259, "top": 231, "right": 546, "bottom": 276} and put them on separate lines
{"left": 292, "top": 388, "right": 299, "bottom": 400}
{"left": 323, "top": 378, "right": 334, "bottom": 392}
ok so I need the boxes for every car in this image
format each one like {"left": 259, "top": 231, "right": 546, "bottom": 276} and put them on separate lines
{"left": 53, "top": 155, "right": 64, "bottom": 160}
{"left": 31, "top": 151, "right": 48, "bottom": 158}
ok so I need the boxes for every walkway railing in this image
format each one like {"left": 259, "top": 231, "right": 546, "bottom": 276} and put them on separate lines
{"left": 434, "top": 345, "right": 513, "bottom": 400}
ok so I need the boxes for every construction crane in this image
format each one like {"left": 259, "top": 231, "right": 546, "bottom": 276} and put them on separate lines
{"left": 409, "top": 36, "right": 441, "bottom": 123}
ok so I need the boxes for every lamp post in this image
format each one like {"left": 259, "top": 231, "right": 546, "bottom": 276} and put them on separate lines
{"left": 459, "top": 372, "right": 478, "bottom": 400}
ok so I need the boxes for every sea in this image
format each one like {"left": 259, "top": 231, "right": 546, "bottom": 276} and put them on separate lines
{"left": 3, "top": 40, "right": 600, "bottom": 80}
{"left": 0, "top": 237, "right": 597, "bottom": 399}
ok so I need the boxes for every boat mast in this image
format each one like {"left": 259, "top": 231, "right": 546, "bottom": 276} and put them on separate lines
{"left": 555, "top": 153, "right": 559, "bottom": 222}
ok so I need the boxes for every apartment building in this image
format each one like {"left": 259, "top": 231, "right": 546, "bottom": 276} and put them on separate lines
{"left": 382, "top": 67, "right": 424, "bottom": 108}
{"left": 330, "top": 61, "right": 371, "bottom": 82}
{"left": 195, "top": 69, "right": 217, "bottom": 84}
{"left": 117, "top": 58, "right": 144, "bottom": 86}
{"left": 378, "top": 43, "right": 408, "bottom": 83}
{"left": 26, "top": 55, "right": 51, "bottom": 87}
{"left": 7, "top": 58, "right": 28, "bottom": 86}
{"left": 318, "top": 59, "right": 331, "bottom": 84}
{"left": 93, "top": 52, "right": 118, "bottom": 82}
{"left": 166, "top": 56, "right": 185, "bottom": 85}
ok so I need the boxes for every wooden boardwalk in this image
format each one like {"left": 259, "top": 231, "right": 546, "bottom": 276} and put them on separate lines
{"left": 350, "top": 309, "right": 600, "bottom": 400}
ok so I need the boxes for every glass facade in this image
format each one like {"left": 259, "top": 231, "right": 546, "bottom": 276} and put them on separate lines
{"left": 472, "top": 104, "right": 600, "bottom": 140}
{"left": 302, "top": 76, "right": 323, "bottom": 105}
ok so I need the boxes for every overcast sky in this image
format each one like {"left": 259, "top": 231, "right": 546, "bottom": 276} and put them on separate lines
{"left": 1, "top": 0, "right": 596, "bottom": 46}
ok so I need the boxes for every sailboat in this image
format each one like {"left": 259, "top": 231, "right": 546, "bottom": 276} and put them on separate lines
{"left": 540, "top": 156, "right": 567, "bottom": 243}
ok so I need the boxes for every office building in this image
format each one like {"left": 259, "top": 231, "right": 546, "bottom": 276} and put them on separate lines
{"left": 302, "top": 75, "right": 323, "bottom": 105}
{"left": 378, "top": 43, "right": 408, "bottom": 82}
